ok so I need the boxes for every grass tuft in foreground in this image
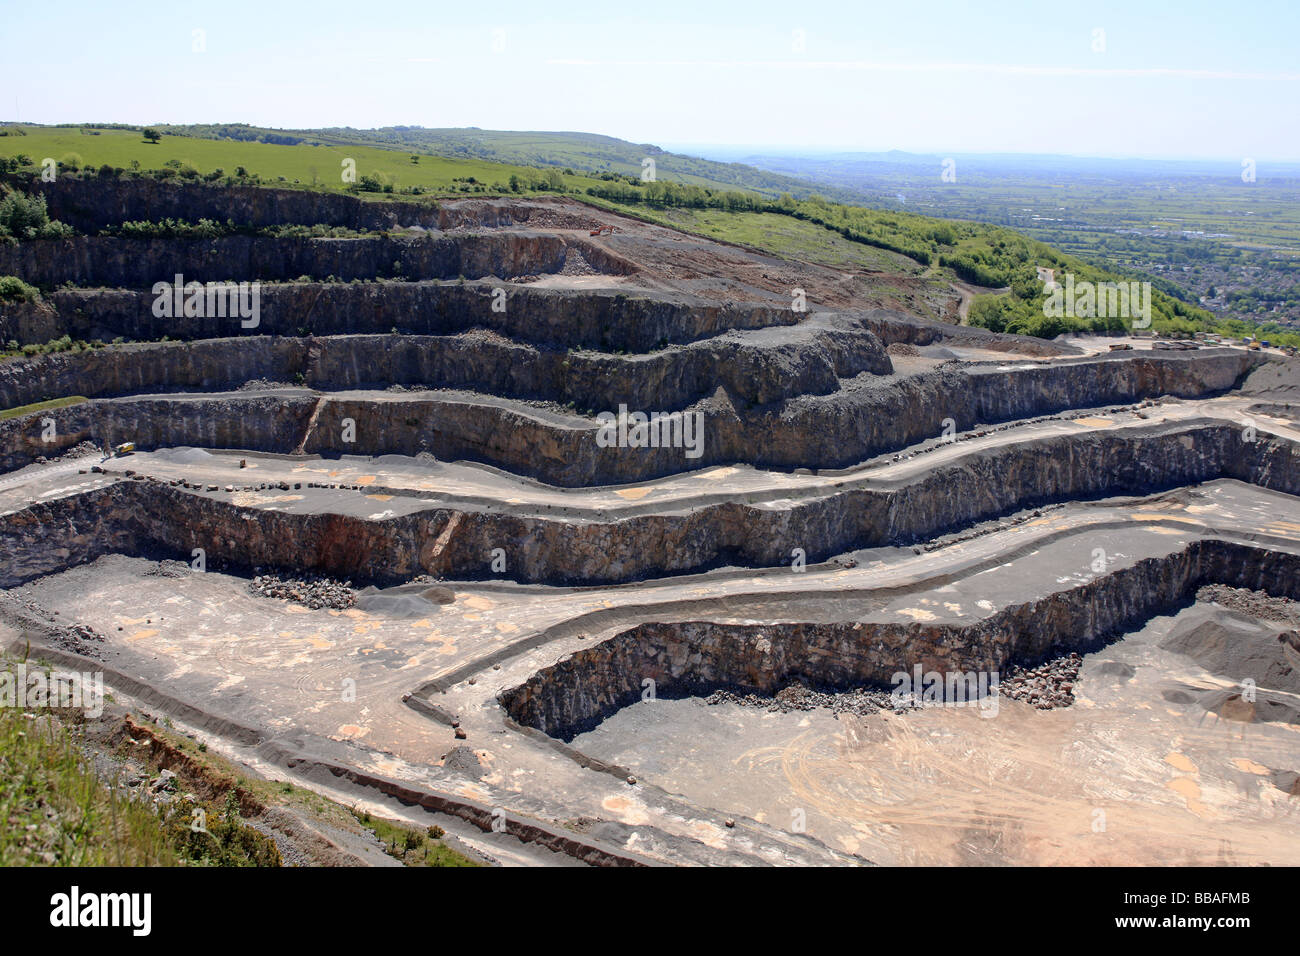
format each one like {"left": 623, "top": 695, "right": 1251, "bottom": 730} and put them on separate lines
{"left": 0, "top": 685, "right": 279, "bottom": 866}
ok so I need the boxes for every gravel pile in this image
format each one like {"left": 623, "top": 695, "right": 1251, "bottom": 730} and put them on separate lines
{"left": 248, "top": 573, "right": 355, "bottom": 610}
{"left": 143, "top": 560, "right": 190, "bottom": 578}
{"left": 558, "top": 247, "right": 600, "bottom": 277}
{"left": 514, "top": 247, "right": 602, "bottom": 283}
{"left": 708, "top": 654, "right": 1084, "bottom": 716}
{"left": 237, "top": 378, "right": 298, "bottom": 391}
{"left": 1197, "top": 584, "right": 1300, "bottom": 627}
{"left": 442, "top": 745, "right": 485, "bottom": 779}
{"left": 885, "top": 342, "right": 921, "bottom": 357}
{"left": 48, "top": 621, "right": 107, "bottom": 658}
{"left": 997, "top": 653, "right": 1082, "bottom": 709}
{"left": 3, "top": 595, "right": 107, "bottom": 659}
{"left": 706, "top": 683, "right": 895, "bottom": 717}
{"left": 32, "top": 440, "right": 101, "bottom": 466}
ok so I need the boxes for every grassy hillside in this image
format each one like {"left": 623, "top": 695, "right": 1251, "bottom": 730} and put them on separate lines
{"left": 0, "top": 125, "right": 609, "bottom": 196}
{"left": 150, "top": 123, "right": 850, "bottom": 199}
{"left": 650, "top": 206, "right": 929, "bottom": 275}
{"left": 581, "top": 182, "right": 1224, "bottom": 338}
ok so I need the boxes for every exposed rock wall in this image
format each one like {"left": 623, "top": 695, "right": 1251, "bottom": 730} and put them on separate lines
{"left": 0, "top": 318, "right": 892, "bottom": 412}
{"left": 27, "top": 177, "right": 444, "bottom": 233}
{"left": 0, "top": 350, "right": 1260, "bottom": 483}
{"left": 0, "top": 283, "right": 794, "bottom": 352}
{"left": 1, "top": 423, "right": 1295, "bottom": 588}
{"left": 500, "top": 539, "right": 1300, "bottom": 738}
{"left": 0, "top": 394, "right": 318, "bottom": 473}
{"left": 857, "top": 310, "right": 1067, "bottom": 357}
{"left": 0, "top": 233, "right": 592, "bottom": 288}
{"left": 23, "top": 178, "right": 604, "bottom": 235}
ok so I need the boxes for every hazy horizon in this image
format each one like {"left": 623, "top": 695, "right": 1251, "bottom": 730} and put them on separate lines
{"left": 662, "top": 143, "right": 1300, "bottom": 167}
{"left": 4, "top": 0, "right": 1298, "bottom": 162}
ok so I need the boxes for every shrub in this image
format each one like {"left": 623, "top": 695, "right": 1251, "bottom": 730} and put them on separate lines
{"left": 0, "top": 190, "right": 74, "bottom": 239}
{"left": 0, "top": 275, "right": 40, "bottom": 304}
{"left": 107, "top": 217, "right": 228, "bottom": 239}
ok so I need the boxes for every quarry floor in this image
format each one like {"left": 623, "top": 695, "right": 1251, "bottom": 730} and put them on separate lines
{"left": 5, "top": 428, "right": 1300, "bottom": 863}
{"left": 575, "top": 604, "right": 1300, "bottom": 866}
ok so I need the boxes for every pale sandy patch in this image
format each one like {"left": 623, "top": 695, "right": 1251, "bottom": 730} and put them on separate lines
{"left": 898, "top": 608, "right": 937, "bottom": 621}
{"left": 615, "top": 487, "right": 654, "bottom": 500}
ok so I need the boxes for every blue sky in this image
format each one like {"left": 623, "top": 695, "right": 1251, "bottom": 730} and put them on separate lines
{"left": 3, "top": 0, "right": 1297, "bottom": 159}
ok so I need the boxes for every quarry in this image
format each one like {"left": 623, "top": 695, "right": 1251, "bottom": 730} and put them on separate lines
{"left": 2, "top": 177, "right": 1299, "bottom": 867}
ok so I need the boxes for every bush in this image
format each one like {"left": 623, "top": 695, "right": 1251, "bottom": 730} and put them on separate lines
{"left": 159, "top": 791, "right": 281, "bottom": 867}
{"left": 107, "top": 217, "right": 229, "bottom": 239}
{"left": 967, "top": 294, "right": 1010, "bottom": 333}
{"left": 0, "top": 190, "right": 74, "bottom": 240}
{"left": 0, "top": 275, "right": 40, "bottom": 304}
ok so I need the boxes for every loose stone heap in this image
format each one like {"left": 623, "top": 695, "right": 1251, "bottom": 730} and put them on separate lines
{"left": 997, "top": 653, "right": 1083, "bottom": 709}
{"left": 705, "top": 683, "right": 895, "bottom": 716}
{"left": 1197, "top": 584, "right": 1300, "bottom": 626}
{"left": 248, "top": 573, "right": 356, "bottom": 610}
{"left": 703, "top": 659, "right": 1083, "bottom": 716}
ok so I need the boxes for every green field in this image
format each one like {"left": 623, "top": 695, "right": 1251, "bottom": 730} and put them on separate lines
{"left": 0, "top": 126, "right": 611, "bottom": 196}
{"left": 151, "top": 123, "right": 852, "bottom": 200}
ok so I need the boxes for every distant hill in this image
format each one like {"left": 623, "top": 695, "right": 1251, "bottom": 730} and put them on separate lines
{"left": 152, "top": 124, "right": 859, "bottom": 201}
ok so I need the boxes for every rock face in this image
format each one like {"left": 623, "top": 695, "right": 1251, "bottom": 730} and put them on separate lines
{"left": 0, "top": 422, "right": 1296, "bottom": 589}
{"left": 499, "top": 539, "right": 1300, "bottom": 739}
{"left": 0, "top": 232, "right": 617, "bottom": 288}
{"left": 27, "top": 177, "right": 445, "bottom": 233}
{"left": 0, "top": 348, "right": 1262, "bottom": 482}
{"left": 0, "top": 393, "right": 317, "bottom": 473}
{"left": 24, "top": 177, "right": 607, "bottom": 235}
{"left": 0, "top": 283, "right": 795, "bottom": 352}
{"left": 0, "top": 315, "right": 892, "bottom": 412}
